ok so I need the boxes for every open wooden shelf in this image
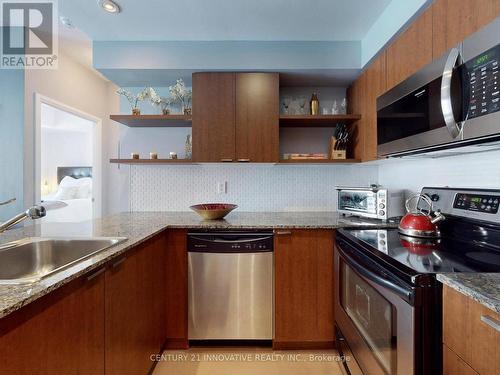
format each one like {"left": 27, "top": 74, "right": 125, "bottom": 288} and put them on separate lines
{"left": 278, "top": 158, "right": 361, "bottom": 164}
{"left": 110, "top": 159, "right": 195, "bottom": 164}
{"left": 110, "top": 114, "right": 192, "bottom": 127}
{"left": 279, "top": 114, "right": 361, "bottom": 127}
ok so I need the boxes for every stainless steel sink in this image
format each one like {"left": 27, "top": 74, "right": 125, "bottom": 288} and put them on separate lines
{"left": 0, "top": 237, "right": 127, "bottom": 284}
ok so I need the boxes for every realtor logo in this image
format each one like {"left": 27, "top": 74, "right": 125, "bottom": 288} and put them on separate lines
{"left": 0, "top": 0, "right": 58, "bottom": 69}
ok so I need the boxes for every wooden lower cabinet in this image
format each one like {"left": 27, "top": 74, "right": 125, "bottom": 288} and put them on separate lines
{"left": 105, "top": 233, "right": 167, "bottom": 375}
{"left": 164, "top": 229, "right": 188, "bottom": 349}
{"left": 274, "top": 229, "right": 335, "bottom": 349}
{"left": 443, "top": 344, "right": 478, "bottom": 375}
{"left": 0, "top": 269, "right": 105, "bottom": 375}
{"left": 443, "top": 285, "right": 500, "bottom": 375}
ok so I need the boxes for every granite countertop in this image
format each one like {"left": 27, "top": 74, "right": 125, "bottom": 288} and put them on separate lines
{"left": 437, "top": 273, "right": 500, "bottom": 313}
{"left": 0, "top": 211, "right": 396, "bottom": 319}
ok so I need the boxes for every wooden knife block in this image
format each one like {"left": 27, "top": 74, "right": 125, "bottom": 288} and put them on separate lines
{"left": 330, "top": 137, "right": 346, "bottom": 160}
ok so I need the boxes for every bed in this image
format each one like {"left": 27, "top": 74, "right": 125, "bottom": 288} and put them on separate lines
{"left": 41, "top": 166, "right": 94, "bottom": 223}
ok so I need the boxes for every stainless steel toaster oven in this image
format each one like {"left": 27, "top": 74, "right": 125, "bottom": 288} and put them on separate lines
{"left": 337, "top": 186, "right": 405, "bottom": 220}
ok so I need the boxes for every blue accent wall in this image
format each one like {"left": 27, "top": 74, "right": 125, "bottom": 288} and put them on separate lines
{"left": 0, "top": 69, "right": 24, "bottom": 221}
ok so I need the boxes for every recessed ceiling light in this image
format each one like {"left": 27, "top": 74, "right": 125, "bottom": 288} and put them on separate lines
{"left": 98, "top": 0, "right": 121, "bottom": 14}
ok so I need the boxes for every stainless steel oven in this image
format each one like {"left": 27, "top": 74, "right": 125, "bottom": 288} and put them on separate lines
{"left": 335, "top": 238, "right": 420, "bottom": 375}
{"left": 377, "top": 18, "right": 500, "bottom": 157}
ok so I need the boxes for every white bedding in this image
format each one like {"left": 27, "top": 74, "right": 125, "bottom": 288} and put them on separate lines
{"left": 42, "top": 198, "right": 93, "bottom": 223}
{"left": 41, "top": 176, "right": 93, "bottom": 223}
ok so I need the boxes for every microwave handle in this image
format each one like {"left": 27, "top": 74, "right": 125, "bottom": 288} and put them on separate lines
{"left": 441, "top": 47, "right": 465, "bottom": 139}
{"left": 337, "top": 241, "right": 415, "bottom": 305}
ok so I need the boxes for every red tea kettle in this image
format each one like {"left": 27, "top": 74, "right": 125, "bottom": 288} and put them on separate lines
{"left": 399, "top": 194, "right": 445, "bottom": 238}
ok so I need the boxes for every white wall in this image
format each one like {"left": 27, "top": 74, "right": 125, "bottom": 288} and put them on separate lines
{"left": 0, "top": 69, "right": 24, "bottom": 221}
{"left": 378, "top": 149, "right": 500, "bottom": 196}
{"left": 24, "top": 51, "right": 123, "bottom": 215}
{"left": 40, "top": 104, "right": 94, "bottom": 193}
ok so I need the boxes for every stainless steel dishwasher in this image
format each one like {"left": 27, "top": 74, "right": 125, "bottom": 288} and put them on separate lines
{"left": 187, "top": 231, "right": 273, "bottom": 340}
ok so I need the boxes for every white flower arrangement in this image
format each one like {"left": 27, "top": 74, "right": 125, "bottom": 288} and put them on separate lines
{"left": 148, "top": 87, "right": 172, "bottom": 112}
{"left": 116, "top": 87, "right": 151, "bottom": 111}
{"left": 169, "top": 79, "right": 192, "bottom": 109}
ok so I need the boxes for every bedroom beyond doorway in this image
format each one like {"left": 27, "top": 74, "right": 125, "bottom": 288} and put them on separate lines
{"left": 39, "top": 102, "right": 98, "bottom": 223}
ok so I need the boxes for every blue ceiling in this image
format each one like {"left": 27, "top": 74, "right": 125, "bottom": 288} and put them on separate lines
{"left": 58, "top": 0, "right": 430, "bottom": 86}
{"left": 60, "top": 0, "right": 392, "bottom": 42}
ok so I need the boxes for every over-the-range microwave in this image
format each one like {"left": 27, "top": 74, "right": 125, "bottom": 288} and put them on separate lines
{"left": 377, "top": 18, "right": 500, "bottom": 157}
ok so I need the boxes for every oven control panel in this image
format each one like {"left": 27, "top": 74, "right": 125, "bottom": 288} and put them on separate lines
{"left": 453, "top": 193, "right": 500, "bottom": 214}
{"left": 420, "top": 187, "right": 500, "bottom": 224}
{"left": 466, "top": 44, "right": 500, "bottom": 119}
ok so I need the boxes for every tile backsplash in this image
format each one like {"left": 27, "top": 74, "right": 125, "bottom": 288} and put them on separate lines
{"left": 130, "top": 164, "right": 378, "bottom": 212}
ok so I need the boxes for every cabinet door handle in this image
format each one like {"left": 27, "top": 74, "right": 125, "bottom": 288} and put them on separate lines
{"left": 220, "top": 158, "right": 233, "bottom": 162}
{"left": 86, "top": 268, "right": 105, "bottom": 282}
{"left": 274, "top": 230, "right": 292, "bottom": 235}
{"left": 112, "top": 257, "right": 126, "bottom": 268}
{"left": 237, "top": 158, "right": 250, "bottom": 162}
{"left": 481, "top": 315, "right": 500, "bottom": 332}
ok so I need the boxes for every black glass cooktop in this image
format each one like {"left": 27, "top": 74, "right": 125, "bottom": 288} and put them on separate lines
{"left": 347, "top": 229, "right": 500, "bottom": 273}
{"left": 340, "top": 227, "right": 500, "bottom": 275}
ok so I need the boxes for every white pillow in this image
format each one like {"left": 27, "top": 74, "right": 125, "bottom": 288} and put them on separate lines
{"left": 54, "top": 176, "right": 93, "bottom": 200}
{"left": 53, "top": 185, "right": 79, "bottom": 200}
{"left": 59, "top": 175, "right": 78, "bottom": 187}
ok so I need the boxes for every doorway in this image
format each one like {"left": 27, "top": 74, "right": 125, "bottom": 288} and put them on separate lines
{"left": 35, "top": 95, "right": 102, "bottom": 222}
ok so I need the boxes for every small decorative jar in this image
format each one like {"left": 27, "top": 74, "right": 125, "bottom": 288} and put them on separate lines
{"left": 131, "top": 152, "right": 139, "bottom": 159}
{"left": 183, "top": 107, "right": 192, "bottom": 115}
{"left": 169, "top": 152, "right": 178, "bottom": 160}
{"left": 132, "top": 108, "right": 141, "bottom": 116}
{"left": 150, "top": 152, "right": 158, "bottom": 160}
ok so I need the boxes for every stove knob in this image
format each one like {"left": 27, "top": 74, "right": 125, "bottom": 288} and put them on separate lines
{"left": 379, "top": 210, "right": 385, "bottom": 217}
{"left": 379, "top": 203, "right": 386, "bottom": 209}
{"left": 430, "top": 194, "right": 440, "bottom": 202}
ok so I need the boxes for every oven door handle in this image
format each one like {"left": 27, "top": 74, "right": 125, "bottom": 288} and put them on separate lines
{"left": 338, "top": 246, "right": 415, "bottom": 305}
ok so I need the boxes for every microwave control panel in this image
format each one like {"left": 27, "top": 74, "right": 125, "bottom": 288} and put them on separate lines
{"left": 466, "top": 44, "right": 500, "bottom": 119}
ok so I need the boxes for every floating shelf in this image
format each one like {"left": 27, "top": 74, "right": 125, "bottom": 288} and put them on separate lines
{"left": 110, "top": 159, "right": 195, "bottom": 164}
{"left": 278, "top": 159, "right": 361, "bottom": 164}
{"left": 279, "top": 114, "right": 361, "bottom": 127}
{"left": 109, "top": 114, "right": 192, "bottom": 127}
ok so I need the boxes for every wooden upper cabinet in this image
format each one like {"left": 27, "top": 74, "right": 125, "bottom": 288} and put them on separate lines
{"left": 363, "top": 51, "right": 387, "bottom": 161}
{"left": 348, "top": 73, "right": 366, "bottom": 161}
{"left": 235, "top": 73, "right": 279, "bottom": 162}
{"left": 192, "top": 72, "right": 235, "bottom": 162}
{"left": 443, "top": 285, "right": 500, "bottom": 375}
{"left": 0, "top": 271, "right": 105, "bottom": 375}
{"left": 192, "top": 72, "right": 279, "bottom": 163}
{"left": 432, "top": 0, "right": 500, "bottom": 59}
{"left": 386, "top": 6, "right": 433, "bottom": 89}
{"left": 274, "top": 229, "right": 335, "bottom": 349}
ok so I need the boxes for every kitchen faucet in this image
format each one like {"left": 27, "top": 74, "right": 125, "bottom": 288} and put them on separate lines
{"left": 0, "top": 205, "right": 46, "bottom": 233}
{"left": 0, "top": 197, "right": 16, "bottom": 206}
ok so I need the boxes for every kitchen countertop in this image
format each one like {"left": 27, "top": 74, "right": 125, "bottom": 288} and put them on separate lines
{"left": 437, "top": 273, "right": 500, "bottom": 313}
{"left": 0, "top": 211, "right": 396, "bottom": 319}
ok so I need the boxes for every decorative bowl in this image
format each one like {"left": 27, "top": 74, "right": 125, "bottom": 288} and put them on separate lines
{"left": 189, "top": 203, "right": 238, "bottom": 220}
